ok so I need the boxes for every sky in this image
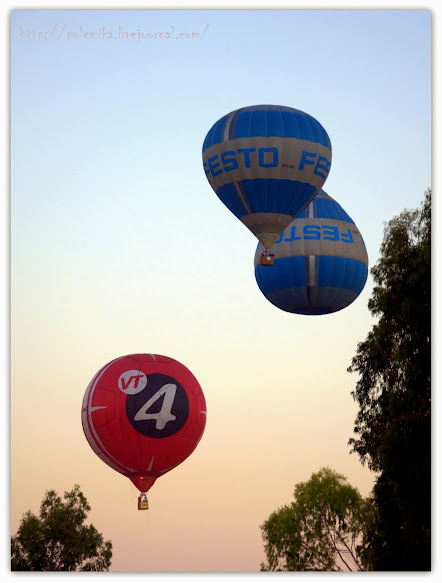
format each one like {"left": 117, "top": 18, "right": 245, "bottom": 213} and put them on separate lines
{"left": 5, "top": 0, "right": 435, "bottom": 579}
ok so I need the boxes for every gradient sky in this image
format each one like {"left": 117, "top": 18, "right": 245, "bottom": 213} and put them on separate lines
{"left": 8, "top": 1, "right": 433, "bottom": 578}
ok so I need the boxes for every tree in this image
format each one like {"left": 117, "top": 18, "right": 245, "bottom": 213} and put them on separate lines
{"left": 11, "top": 484, "right": 112, "bottom": 571}
{"left": 260, "top": 468, "right": 372, "bottom": 571}
{"left": 348, "top": 189, "right": 431, "bottom": 570}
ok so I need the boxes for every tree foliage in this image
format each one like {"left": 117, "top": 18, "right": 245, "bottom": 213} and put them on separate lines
{"left": 348, "top": 189, "right": 431, "bottom": 570}
{"left": 11, "top": 485, "right": 112, "bottom": 571}
{"left": 260, "top": 468, "right": 372, "bottom": 571}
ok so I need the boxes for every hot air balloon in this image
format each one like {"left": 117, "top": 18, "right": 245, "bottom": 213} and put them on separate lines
{"left": 254, "top": 190, "right": 368, "bottom": 315}
{"left": 202, "top": 104, "right": 332, "bottom": 249}
{"left": 82, "top": 353, "right": 206, "bottom": 509}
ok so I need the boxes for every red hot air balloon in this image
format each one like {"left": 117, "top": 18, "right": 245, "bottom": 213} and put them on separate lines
{"left": 82, "top": 354, "right": 207, "bottom": 508}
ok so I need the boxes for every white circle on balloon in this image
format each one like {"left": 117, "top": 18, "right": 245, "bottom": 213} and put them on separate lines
{"left": 118, "top": 370, "right": 148, "bottom": 395}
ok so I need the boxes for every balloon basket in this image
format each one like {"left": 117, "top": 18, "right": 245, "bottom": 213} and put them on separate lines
{"left": 138, "top": 494, "right": 149, "bottom": 510}
{"left": 260, "top": 254, "right": 275, "bottom": 266}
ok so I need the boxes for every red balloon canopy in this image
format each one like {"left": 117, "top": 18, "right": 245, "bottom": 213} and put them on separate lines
{"left": 82, "top": 353, "right": 207, "bottom": 493}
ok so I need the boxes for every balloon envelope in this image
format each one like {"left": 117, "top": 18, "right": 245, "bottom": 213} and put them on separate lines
{"left": 82, "top": 354, "right": 207, "bottom": 493}
{"left": 254, "top": 190, "right": 368, "bottom": 314}
{"left": 203, "top": 104, "right": 332, "bottom": 248}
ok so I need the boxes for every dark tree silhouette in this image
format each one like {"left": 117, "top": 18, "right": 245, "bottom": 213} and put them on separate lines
{"left": 348, "top": 189, "right": 431, "bottom": 570}
{"left": 11, "top": 484, "right": 112, "bottom": 571}
{"left": 260, "top": 468, "right": 372, "bottom": 571}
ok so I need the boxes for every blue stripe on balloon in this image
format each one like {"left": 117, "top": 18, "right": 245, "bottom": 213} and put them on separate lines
{"left": 255, "top": 256, "right": 306, "bottom": 296}
{"left": 298, "top": 194, "right": 355, "bottom": 223}
{"left": 317, "top": 257, "right": 367, "bottom": 294}
{"left": 215, "top": 184, "right": 249, "bottom": 219}
{"left": 266, "top": 109, "right": 284, "bottom": 136}
{"left": 260, "top": 283, "right": 359, "bottom": 315}
{"left": 250, "top": 109, "right": 267, "bottom": 135}
{"left": 354, "top": 260, "right": 369, "bottom": 293}
{"left": 243, "top": 179, "right": 316, "bottom": 215}
{"left": 316, "top": 255, "right": 334, "bottom": 286}
{"left": 216, "top": 179, "right": 317, "bottom": 219}
{"left": 317, "top": 197, "right": 347, "bottom": 221}
{"left": 257, "top": 286, "right": 361, "bottom": 315}
{"left": 273, "top": 288, "right": 358, "bottom": 315}
{"left": 293, "top": 111, "right": 313, "bottom": 141}
{"left": 255, "top": 257, "right": 368, "bottom": 297}
{"left": 296, "top": 205, "right": 312, "bottom": 219}
{"left": 328, "top": 256, "right": 345, "bottom": 288}
{"left": 233, "top": 108, "right": 330, "bottom": 146}
{"left": 202, "top": 115, "right": 228, "bottom": 151}
{"left": 203, "top": 106, "right": 331, "bottom": 151}
{"left": 233, "top": 110, "right": 253, "bottom": 138}
{"left": 280, "top": 110, "right": 298, "bottom": 139}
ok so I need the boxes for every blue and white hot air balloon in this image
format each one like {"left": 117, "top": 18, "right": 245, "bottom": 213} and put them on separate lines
{"left": 203, "top": 105, "right": 332, "bottom": 249}
{"left": 254, "top": 190, "right": 368, "bottom": 315}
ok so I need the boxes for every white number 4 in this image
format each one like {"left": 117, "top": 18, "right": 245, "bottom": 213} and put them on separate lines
{"left": 134, "top": 383, "right": 177, "bottom": 430}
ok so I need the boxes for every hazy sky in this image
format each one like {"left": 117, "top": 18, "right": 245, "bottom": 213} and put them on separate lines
{"left": 7, "top": 0, "right": 433, "bottom": 579}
